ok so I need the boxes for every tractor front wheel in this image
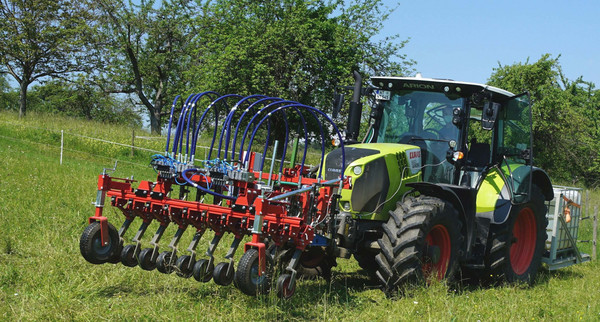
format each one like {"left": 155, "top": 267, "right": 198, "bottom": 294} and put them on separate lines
{"left": 485, "top": 185, "right": 547, "bottom": 284}
{"left": 375, "top": 196, "right": 463, "bottom": 294}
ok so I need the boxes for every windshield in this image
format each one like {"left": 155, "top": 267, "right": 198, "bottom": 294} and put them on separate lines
{"left": 376, "top": 90, "right": 464, "bottom": 183}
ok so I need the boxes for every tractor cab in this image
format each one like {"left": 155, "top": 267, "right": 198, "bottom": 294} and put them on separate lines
{"left": 368, "top": 76, "right": 539, "bottom": 206}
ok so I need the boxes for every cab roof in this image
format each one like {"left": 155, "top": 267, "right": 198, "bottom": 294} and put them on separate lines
{"left": 371, "top": 75, "right": 515, "bottom": 100}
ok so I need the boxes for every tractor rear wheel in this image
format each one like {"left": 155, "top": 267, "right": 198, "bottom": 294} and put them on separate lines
{"left": 80, "top": 221, "right": 120, "bottom": 264}
{"left": 375, "top": 196, "right": 462, "bottom": 294}
{"left": 485, "top": 185, "right": 547, "bottom": 284}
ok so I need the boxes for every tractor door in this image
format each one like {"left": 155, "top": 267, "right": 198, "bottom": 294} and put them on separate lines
{"left": 494, "top": 93, "right": 533, "bottom": 204}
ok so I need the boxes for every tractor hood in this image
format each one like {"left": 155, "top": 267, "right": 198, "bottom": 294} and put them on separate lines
{"left": 323, "top": 143, "right": 422, "bottom": 220}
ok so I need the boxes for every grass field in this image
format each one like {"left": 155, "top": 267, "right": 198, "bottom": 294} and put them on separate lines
{"left": 1, "top": 111, "right": 600, "bottom": 320}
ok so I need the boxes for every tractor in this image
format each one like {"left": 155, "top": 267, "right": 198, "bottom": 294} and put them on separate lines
{"left": 79, "top": 73, "right": 553, "bottom": 298}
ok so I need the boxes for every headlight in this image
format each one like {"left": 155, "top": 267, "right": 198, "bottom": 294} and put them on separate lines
{"left": 352, "top": 165, "right": 362, "bottom": 175}
{"left": 342, "top": 201, "right": 351, "bottom": 210}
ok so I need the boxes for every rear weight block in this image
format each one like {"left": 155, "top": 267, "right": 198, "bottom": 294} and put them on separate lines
{"left": 80, "top": 221, "right": 120, "bottom": 265}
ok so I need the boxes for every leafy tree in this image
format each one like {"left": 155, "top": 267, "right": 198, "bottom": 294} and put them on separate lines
{"left": 94, "top": 0, "right": 194, "bottom": 134}
{"left": 0, "top": 0, "right": 96, "bottom": 117}
{"left": 27, "top": 79, "right": 141, "bottom": 126}
{"left": 190, "top": 0, "right": 413, "bottom": 110}
{"left": 488, "top": 54, "right": 600, "bottom": 186}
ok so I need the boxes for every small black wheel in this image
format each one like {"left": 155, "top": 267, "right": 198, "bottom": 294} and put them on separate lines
{"left": 276, "top": 274, "right": 295, "bottom": 299}
{"left": 235, "top": 249, "right": 271, "bottom": 296}
{"left": 121, "top": 244, "right": 140, "bottom": 267}
{"left": 156, "top": 251, "right": 178, "bottom": 274}
{"left": 108, "top": 239, "right": 124, "bottom": 264}
{"left": 175, "top": 255, "right": 194, "bottom": 278}
{"left": 138, "top": 247, "right": 157, "bottom": 271}
{"left": 213, "top": 262, "right": 234, "bottom": 286}
{"left": 80, "top": 221, "right": 120, "bottom": 264}
{"left": 192, "top": 259, "right": 214, "bottom": 282}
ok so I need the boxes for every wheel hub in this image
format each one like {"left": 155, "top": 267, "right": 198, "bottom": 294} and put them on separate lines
{"left": 510, "top": 207, "right": 537, "bottom": 275}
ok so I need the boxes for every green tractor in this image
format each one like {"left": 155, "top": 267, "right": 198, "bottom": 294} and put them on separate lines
{"left": 323, "top": 73, "right": 552, "bottom": 291}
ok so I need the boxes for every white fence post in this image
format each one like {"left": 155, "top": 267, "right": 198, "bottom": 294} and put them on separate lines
{"left": 60, "top": 130, "right": 64, "bottom": 165}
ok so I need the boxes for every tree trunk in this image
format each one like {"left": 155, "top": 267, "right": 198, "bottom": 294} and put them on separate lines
{"left": 150, "top": 108, "right": 162, "bottom": 135}
{"left": 19, "top": 81, "right": 29, "bottom": 118}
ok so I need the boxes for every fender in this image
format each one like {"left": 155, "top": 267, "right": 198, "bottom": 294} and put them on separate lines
{"left": 531, "top": 167, "right": 554, "bottom": 201}
{"left": 406, "top": 182, "right": 476, "bottom": 256}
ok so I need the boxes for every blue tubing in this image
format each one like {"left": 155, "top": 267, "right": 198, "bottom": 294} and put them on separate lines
{"left": 240, "top": 101, "right": 310, "bottom": 173}
{"left": 231, "top": 97, "right": 283, "bottom": 161}
{"left": 218, "top": 95, "right": 267, "bottom": 160}
{"left": 191, "top": 94, "right": 243, "bottom": 159}
{"left": 237, "top": 100, "right": 293, "bottom": 163}
{"left": 185, "top": 92, "right": 218, "bottom": 160}
{"left": 165, "top": 95, "right": 180, "bottom": 155}
{"left": 244, "top": 104, "right": 346, "bottom": 180}
{"left": 181, "top": 168, "right": 236, "bottom": 201}
{"left": 172, "top": 94, "right": 195, "bottom": 156}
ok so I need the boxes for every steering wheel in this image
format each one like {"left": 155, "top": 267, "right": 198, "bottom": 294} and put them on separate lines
{"left": 422, "top": 128, "right": 440, "bottom": 140}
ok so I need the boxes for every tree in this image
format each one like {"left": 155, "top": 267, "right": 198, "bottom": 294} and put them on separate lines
{"left": 28, "top": 79, "right": 141, "bottom": 126}
{"left": 190, "top": 0, "right": 413, "bottom": 110}
{"left": 94, "top": 0, "right": 194, "bottom": 134}
{"left": 0, "top": 0, "right": 96, "bottom": 117}
{"left": 488, "top": 54, "right": 600, "bottom": 186}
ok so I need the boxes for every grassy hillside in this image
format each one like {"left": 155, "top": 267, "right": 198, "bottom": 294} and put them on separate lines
{"left": 1, "top": 111, "right": 600, "bottom": 320}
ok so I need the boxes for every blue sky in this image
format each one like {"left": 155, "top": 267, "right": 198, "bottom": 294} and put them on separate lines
{"left": 377, "top": 1, "right": 600, "bottom": 87}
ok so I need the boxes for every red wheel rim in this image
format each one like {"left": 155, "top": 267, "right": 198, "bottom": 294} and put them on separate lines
{"left": 510, "top": 207, "right": 537, "bottom": 275}
{"left": 423, "top": 224, "right": 451, "bottom": 280}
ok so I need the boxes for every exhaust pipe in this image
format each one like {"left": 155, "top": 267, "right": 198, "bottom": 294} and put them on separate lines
{"left": 345, "top": 71, "right": 363, "bottom": 144}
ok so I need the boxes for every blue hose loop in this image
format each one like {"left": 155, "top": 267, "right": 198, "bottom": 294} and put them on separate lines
{"left": 237, "top": 99, "right": 293, "bottom": 164}
{"left": 244, "top": 104, "right": 345, "bottom": 181}
{"left": 241, "top": 102, "right": 312, "bottom": 176}
{"left": 185, "top": 92, "right": 219, "bottom": 159}
{"left": 218, "top": 94, "right": 267, "bottom": 160}
{"left": 231, "top": 97, "right": 283, "bottom": 161}
{"left": 172, "top": 94, "right": 195, "bottom": 156}
{"left": 165, "top": 95, "right": 181, "bottom": 156}
{"left": 190, "top": 94, "right": 243, "bottom": 159}
{"left": 181, "top": 168, "right": 236, "bottom": 201}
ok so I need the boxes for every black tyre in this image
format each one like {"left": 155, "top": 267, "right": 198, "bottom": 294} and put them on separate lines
{"left": 354, "top": 251, "right": 379, "bottom": 271}
{"left": 80, "top": 221, "right": 120, "bottom": 265}
{"left": 108, "top": 240, "right": 124, "bottom": 264}
{"left": 138, "top": 247, "right": 156, "bottom": 271}
{"left": 297, "top": 247, "right": 333, "bottom": 280}
{"left": 485, "top": 185, "right": 547, "bottom": 284}
{"left": 235, "top": 248, "right": 271, "bottom": 296}
{"left": 175, "top": 255, "right": 194, "bottom": 278}
{"left": 192, "top": 259, "right": 214, "bottom": 282}
{"left": 375, "top": 196, "right": 463, "bottom": 293}
{"left": 121, "top": 244, "right": 140, "bottom": 267}
{"left": 213, "top": 262, "right": 234, "bottom": 286}
{"left": 276, "top": 273, "right": 295, "bottom": 299}
{"left": 156, "top": 251, "right": 177, "bottom": 274}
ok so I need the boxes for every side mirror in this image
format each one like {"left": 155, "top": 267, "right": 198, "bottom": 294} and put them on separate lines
{"left": 333, "top": 93, "right": 344, "bottom": 119}
{"left": 482, "top": 102, "right": 501, "bottom": 130}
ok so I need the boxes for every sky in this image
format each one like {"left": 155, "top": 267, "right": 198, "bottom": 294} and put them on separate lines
{"left": 376, "top": 0, "right": 600, "bottom": 87}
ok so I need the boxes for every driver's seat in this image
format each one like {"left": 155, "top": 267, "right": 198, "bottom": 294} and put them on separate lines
{"left": 461, "top": 143, "right": 490, "bottom": 187}
{"left": 466, "top": 143, "right": 490, "bottom": 170}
